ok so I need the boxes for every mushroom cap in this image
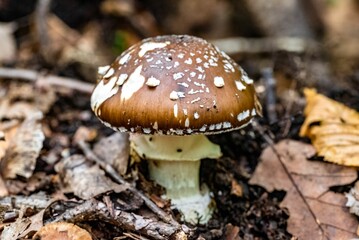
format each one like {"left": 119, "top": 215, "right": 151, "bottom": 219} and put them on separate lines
{"left": 91, "top": 35, "right": 261, "bottom": 135}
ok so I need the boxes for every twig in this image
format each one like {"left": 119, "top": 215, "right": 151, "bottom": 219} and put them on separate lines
{"left": 210, "top": 37, "right": 319, "bottom": 55}
{"left": 35, "top": 0, "right": 52, "bottom": 57}
{"left": 281, "top": 80, "right": 298, "bottom": 137}
{"left": 261, "top": 68, "right": 277, "bottom": 124}
{"left": 77, "top": 140, "right": 188, "bottom": 232}
{"left": 0, "top": 67, "right": 93, "bottom": 93}
{"left": 251, "top": 120, "right": 329, "bottom": 240}
{"left": 50, "top": 199, "right": 187, "bottom": 240}
{"left": 0, "top": 192, "right": 50, "bottom": 210}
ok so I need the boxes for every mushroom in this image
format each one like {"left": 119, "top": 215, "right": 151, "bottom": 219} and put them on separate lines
{"left": 91, "top": 35, "right": 261, "bottom": 224}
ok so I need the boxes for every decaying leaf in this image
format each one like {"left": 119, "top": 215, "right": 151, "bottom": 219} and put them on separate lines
{"left": 0, "top": 82, "right": 56, "bottom": 120}
{"left": 249, "top": 140, "right": 358, "bottom": 239}
{"left": 1, "top": 206, "right": 32, "bottom": 240}
{"left": 39, "top": 14, "right": 111, "bottom": 79}
{"left": 0, "top": 112, "right": 44, "bottom": 179}
{"left": 300, "top": 88, "right": 359, "bottom": 166}
{"left": 55, "top": 154, "right": 127, "bottom": 199}
{"left": 93, "top": 132, "right": 130, "bottom": 176}
{"left": 18, "top": 210, "right": 45, "bottom": 239}
{"left": 33, "top": 222, "right": 92, "bottom": 240}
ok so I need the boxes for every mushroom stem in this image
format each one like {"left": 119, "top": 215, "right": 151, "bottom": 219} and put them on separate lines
{"left": 148, "top": 159, "right": 201, "bottom": 199}
{"left": 130, "top": 134, "right": 222, "bottom": 224}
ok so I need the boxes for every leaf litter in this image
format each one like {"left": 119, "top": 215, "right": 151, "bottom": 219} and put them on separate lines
{"left": 250, "top": 140, "right": 358, "bottom": 239}
{"left": 0, "top": 112, "right": 44, "bottom": 179}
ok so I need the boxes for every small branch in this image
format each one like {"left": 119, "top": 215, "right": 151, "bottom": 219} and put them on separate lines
{"left": 51, "top": 199, "right": 187, "bottom": 240}
{"left": 281, "top": 80, "right": 298, "bottom": 137}
{"left": 35, "top": 0, "right": 52, "bottom": 56}
{"left": 210, "top": 37, "right": 319, "bottom": 55}
{"left": 77, "top": 140, "right": 188, "bottom": 232}
{"left": 261, "top": 68, "right": 277, "bottom": 124}
{"left": 0, "top": 67, "right": 93, "bottom": 94}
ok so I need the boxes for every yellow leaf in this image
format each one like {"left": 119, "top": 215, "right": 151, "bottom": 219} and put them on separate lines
{"left": 300, "top": 88, "right": 359, "bottom": 166}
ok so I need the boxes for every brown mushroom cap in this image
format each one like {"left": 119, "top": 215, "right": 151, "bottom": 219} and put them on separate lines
{"left": 91, "top": 35, "right": 261, "bottom": 135}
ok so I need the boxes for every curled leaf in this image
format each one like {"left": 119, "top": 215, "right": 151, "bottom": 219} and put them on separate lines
{"left": 300, "top": 88, "right": 359, "bottom": 166}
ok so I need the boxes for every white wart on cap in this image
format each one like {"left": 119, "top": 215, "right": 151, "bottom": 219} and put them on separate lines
{"left": 91, "top": 35, "right": 261, "bottom": 135}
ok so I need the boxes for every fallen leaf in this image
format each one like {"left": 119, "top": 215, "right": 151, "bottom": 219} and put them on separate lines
{"left": 18, "top": 210, "right": 45, "bottom": 238}
{"left": 300, "top": 88, "right": 359, "bottom": 166}
{"left": 249, "top": 140, "right": 358, "bottom": 239}
{"left": 32, "top": 222, "right": 92, "bottom": 240}
{"left": 55, "top": 154, "right": 127, "bottom": 199}
{"left": 0, "top": 82, "right": 56, "bottom": 120}
{"left": 0, "top": 112, "right": 44, "bottom": 179}
{"left": 93, "top": 132, "right": 130, "bottom": 175}
{"left": 1, "top": 206, "right": 31, "bottom": 240}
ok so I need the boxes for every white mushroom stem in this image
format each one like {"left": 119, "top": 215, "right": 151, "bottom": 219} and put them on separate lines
{"left": 130, "top": 134, "right": 222, "bottom": 224}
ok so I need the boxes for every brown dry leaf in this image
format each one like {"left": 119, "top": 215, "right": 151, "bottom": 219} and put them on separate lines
{"left": 60, "top": 21, "right": 112, "bottom": 79}
{"left": 300, "top": 88, "right": 359, "bottom": 166}
{"left": 55, "top": 154, "right": 127, "bottom": 199}
{"left": 18, "top": 210, "right": 45, "bottom": 238}
{"left": 0, "top": 82, "right": 56, "bottom": 120}
{"left": 39, "top": 14, "right": 111, "bottom": 79}
{"left": 249, "top": 140, "right": 358, "bottom": 239}
{"left": 93, "top": 132, "right": 130, "bottom": 175}
{"left": 0, "top": 112, "right": 44, "bottom": 179}
{"left": 32, "top": 222, "right": 92, "bottom": 240}
{"left": 1, "top": 206, "right": 31, "bottom": 240}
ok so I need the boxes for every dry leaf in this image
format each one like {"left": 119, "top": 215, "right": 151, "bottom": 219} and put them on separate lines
{"left": 18, "top": 210, "right": 45, "bottom": 238}
{"left": 93, "top": 132, "right": 130, "bottom": 175}
{"left": 33, "top": 222, "right": 92, "bottom": 240}
{"left": 300, "top": 88, "right": 359, "bottom": 166}
{"left": 1, "top": 206, "right": 31, "bottom": 240}
{"left": 55, "top": 154, "right": 127, "bottom": 199}
{"left": 0, "top": 82, "right": 56, "bottom": 120}
{"left": 0, "top": 112, "right": 44, "bottom": 179}
{"left": 249, "top": 140, "right": 358, "bottom": 239}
